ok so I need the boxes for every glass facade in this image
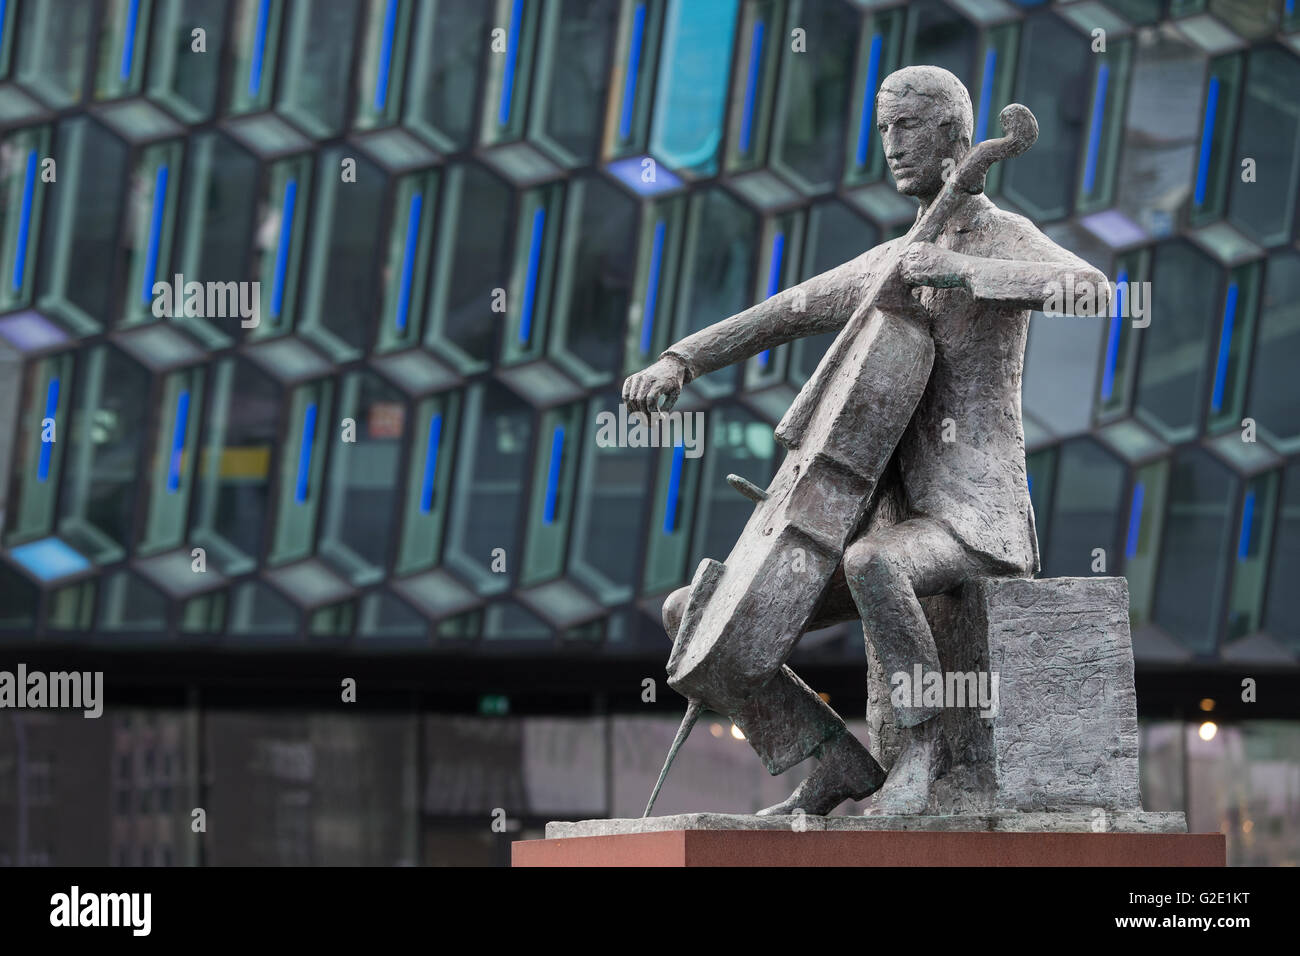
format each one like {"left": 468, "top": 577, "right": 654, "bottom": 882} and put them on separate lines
{"left": 0, "top": 0, "right": 1295, "bottom": 662}
{"left": 0, "top": 0, "right": 1297, "bottom": 866}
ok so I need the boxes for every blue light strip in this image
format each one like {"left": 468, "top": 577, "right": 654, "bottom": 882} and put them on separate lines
{"left": 519, "top": 206, "right": 545, "bottom": 344}
{"left": 375, "top": 0, "right": 398, "bottom": 110}
{"left": 167, "top": 389, "right": 190, "bottom": 493}
{"left": 739, "top": 20, "right": 765, "bottom": 154}
{"left": 12, "top": 148, "right": 36, "bottom": 292}
{"left": 142, "top": 164, "right": 168, "bottom": 305}
{"left": 420, "top": 413, "right": 442, "bottom": 513}
{"left": 975, "top": 47, "right": 996, "bottom": 143}
{"left": 1101, "top": 269, "right": 1127, "bottom": 401}
{"left": 619, "top": 3, "right": 646, "bottom": 140}
{"left": 1211, "top": 282, "right": 1238, "bottom": 413}
{"left": 271, "top": 179, "right": 297, "bottom": 318}
{"left": 38, "top": 376, "right": 58, "bottom": 483}
{"left": 855, "top": 33, "right": 883, "bottom": 166}
{"left": 663, "top": 442, "right": 685, "bottom": 534}
{"left": 396, "top": 192, "right": 422, "bottom": 332}
{"left": 249, "top": 0, "right": 270, "bottom": 96}
{"left": 543, "top": 425, "right": 565, "bottom": 524}
{"left": 758, "top": 231, "right": 784, "bottom": 368}
{"left": 1083, "top": 62, "right": 1109, "bottom": 195}
{"left": 640, "top": 220, "right": 666, "bottom": 355}
{"left": 1237, "top": 488, "right": 1255, "bottom": 560}
{"left": 1125, "top": 480, "right": 1145, "bottom": 560}
{"left": 120, "top": 0, "right": 140, "bottom": 81}
{"left": 1194, "top": 76, "right": 1220, "bottom": 207}
{"left": 295, "top": 402, "right": 317, "bottom": 503}
{"left": 499, "top": 0, "right": 523, "bottom": 126}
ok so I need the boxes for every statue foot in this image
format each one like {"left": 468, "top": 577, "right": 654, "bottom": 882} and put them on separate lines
{"left": 756, "top": 732, "right": 885, "bottom": 816}
{"left": 861, "top": 717, "right": 940, "bottom": 816}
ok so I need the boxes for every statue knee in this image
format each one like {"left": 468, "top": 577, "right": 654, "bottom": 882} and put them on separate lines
{"left": 662, "top": 585, "right": 692, "bottom": 639}
{"left": 843, "top": 536, "right": 909, "bottom": 595}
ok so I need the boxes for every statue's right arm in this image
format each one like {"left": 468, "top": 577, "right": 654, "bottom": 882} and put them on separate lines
{"left": 659, "top": 251, "right": 876, "bottom": 383}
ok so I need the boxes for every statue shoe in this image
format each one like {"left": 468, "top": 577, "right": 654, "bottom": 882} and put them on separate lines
{"left": 756, "top": 732, "right": 886, "bottom": 816}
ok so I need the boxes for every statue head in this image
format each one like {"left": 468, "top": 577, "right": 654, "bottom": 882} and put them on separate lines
{"left": 876, "top": 66, "right": 974, "bottom": 200}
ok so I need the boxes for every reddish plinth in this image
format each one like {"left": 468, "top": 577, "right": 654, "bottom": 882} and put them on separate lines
{"left": 512, "top": 830, "right": 1226, "bottom": 867}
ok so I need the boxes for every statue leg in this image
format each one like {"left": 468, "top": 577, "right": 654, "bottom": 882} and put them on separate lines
{"left": 842, "top": 516, "right": 994, "bottom": 814}
{"left": 662, "top": 582, "right": 886, "bottom": 814}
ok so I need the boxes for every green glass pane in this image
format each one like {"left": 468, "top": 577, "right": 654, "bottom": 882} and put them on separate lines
{"left": 1249, "top": 251, "right": 1300, "bottom": 451}
{"left": 771, "top": 0, "right": 856, "bottom": 192}
{"left": 269, "top": 379, "right": 333, "bottom": 566}
{"left": 191, "top": 359, "right": 279, "bottom": 572}
{"left": 56, "top": 347, "right": 151, "bottom": 563}
{"left": 520, "top": 403, "right": 583, "bottom": 588}
{"left": 404, "top": 0, "right": 491, "bottom": 150}
{"left": 1003, "top": 11, "right": 1090, "bottom": 220}
{"left": 1043, "top": 439, "right": 1124, "bottom": 577}
{"left": 1125, "top": 459, "right": 1169, "bottom": 628}
{"left": 16, "top": 0, "right": 96, "bottom": 108}
{"left": 444, "top": 383, "right": 532, "bottom": 593}
{"left": 1226, "top": 471, "right": 1277, "bottom": 640}
{"left": 319, "top": 372, "right": 404, "bottom": 584}
{"left": 276, "top": 0, "right": 361, "bottom": 138}
{"left": 0, "top": 125, "right": 51, "bottom": 311}
{"left": 147, "top": 0, "right": 228, "bottom": 122}
{"left": 141, "top": 368, "right": 205, "bottom": 555}
{"left": 395, "top": 392, "right": 460, "bottom": 576}
{"left": 94, "top": 0, "right": 153, "bottom": 100}
{"left": 1226, "top": 47, "right": 1300, "bottom": 246}
{"left": 1153, "top": 448, "right": 1235, "bottom": 654}
{"left": 354, "top": 0, "right": 413, "bottom": 130}
{"left": 649, "top": 0, "right": 739, "bottom": 176}
{"left": 376, "top": 171, "right": 438, "bottom": 352}
{"left": 532, "top": 0, "right": 620, "bottom": 165}
{"left": 5, "top": 354, "right": 72, "bottom": 544}
{"left": 1135, "top": 241, "right": 1219, "bottom": 442}
{"left": 227, "top": 0, "right": 283, "bottom": 115}
{"left": 549, "top": 176, "right": 637, "bottom": 384}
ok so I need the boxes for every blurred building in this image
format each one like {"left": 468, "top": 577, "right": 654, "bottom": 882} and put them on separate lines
{"left": 0, "top": 0, "right": 1298, "bottom": 864}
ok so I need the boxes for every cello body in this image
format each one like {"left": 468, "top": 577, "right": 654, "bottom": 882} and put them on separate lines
{"left": 666, "top": 294, "right": 933, "bottom": 715}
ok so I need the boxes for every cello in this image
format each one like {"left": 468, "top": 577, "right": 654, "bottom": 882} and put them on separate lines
{"left": 644, "top": 104, "right": 1039, "bottom": 816}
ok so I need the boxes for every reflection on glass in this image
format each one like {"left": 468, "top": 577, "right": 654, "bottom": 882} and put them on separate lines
{"left": 1135, "top": 242, "right": 1218, "bottom": 442}
{"left": 320, "top": 373, "right": 405, "bottom": 585}
{"left": 1153, "top": 448, "right": 1235, "bottom": 654}
{"left": 57, "top": 347, "right": 151, "bottom": 563}
{"left": 445, "top": 383, "right": 532, "bottom": 592}
{"left": 1043, "top": 439, "right": 1124, "bottom": 577}
{"left": 192, "top": 359, "right": 280, "bottom": 573}
{"left": 649, "top": 0, "right": 739, "bottom": 176}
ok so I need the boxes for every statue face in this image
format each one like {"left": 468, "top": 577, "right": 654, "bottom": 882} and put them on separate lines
{"left": 876, "top": 92, "right": 963, "bottom": 199}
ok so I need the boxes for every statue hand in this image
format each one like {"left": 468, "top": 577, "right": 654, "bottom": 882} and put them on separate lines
{"left": 623, "top": 354, "right": 689, "bottom": 416}
{"left": 899, "top": 242, "right": 972, "bottom": 289}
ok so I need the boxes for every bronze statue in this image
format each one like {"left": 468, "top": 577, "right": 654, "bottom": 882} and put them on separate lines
{"left": 623, "top": 67, "right": 1111, "bottom": 817}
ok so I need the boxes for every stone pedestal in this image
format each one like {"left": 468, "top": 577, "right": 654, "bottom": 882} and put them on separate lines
{"left": 515, "top": 824, "right": 1223, "bottom": 868}
{"left": 869, "top": 575, "right": 1143, "bottom": 814}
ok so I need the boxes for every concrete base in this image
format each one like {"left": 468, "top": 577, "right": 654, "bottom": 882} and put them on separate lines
{"left": 545, "top": 810, "right": 1187, "bottom": 839}
{"left": 514, "top": 828, "right": 1224, "bottom": 867}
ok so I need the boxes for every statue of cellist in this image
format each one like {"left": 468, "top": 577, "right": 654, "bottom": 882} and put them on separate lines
{"left": 623, "top": 66, "right": 1112, "bottom": 816}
